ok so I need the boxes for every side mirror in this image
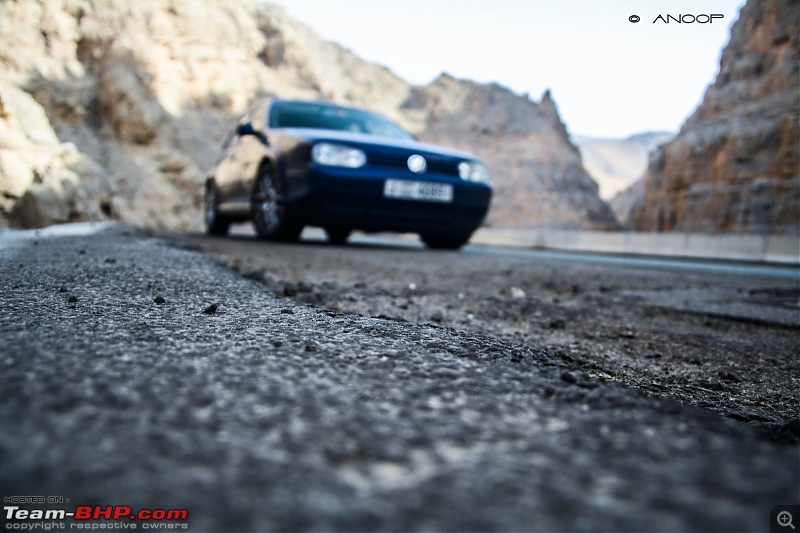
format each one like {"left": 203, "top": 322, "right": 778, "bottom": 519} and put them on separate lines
{"left": 236, "top": 122, "right": 268, "bottom": 144}
{"left": 237, "top": 122, "right": 256, "bottom": 136}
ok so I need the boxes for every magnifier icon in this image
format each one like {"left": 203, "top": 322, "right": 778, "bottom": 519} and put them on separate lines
{"left": 778, "top": 511, "right": 796, "bottom": 530}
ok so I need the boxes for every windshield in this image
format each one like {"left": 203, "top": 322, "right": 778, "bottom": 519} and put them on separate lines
{"left": 269, "top": 101, "right": 414, "bottom": 140}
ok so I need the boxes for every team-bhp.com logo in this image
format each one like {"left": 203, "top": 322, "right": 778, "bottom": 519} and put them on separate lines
{"left": 628, "top": 13, "right": 725, "bottom": 23}
{"left": 5, "top": 504, "right": 189, "bottom": 529}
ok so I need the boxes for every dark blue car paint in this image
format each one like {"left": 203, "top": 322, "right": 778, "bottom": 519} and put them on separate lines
{"left": 209, "top": 99, "right": 492, "bottom": 243}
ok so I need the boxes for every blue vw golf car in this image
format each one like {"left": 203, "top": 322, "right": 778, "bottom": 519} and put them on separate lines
{"left": 205, "top": 99, "right": 492, "bottom": 249}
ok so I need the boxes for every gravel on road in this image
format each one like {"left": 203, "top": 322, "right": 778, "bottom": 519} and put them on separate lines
{"left": 185, "top": 230, "right": 800, "bottom": 442}
{"left": 1, "top": 225, "right": 797, "bottom": 532}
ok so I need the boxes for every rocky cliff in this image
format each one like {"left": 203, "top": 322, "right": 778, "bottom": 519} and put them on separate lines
{"left": 626, "top": 0, "right": 799, "bottom": 234}
{"left": 402, "top": 76, "right": 619, "bottom": 229}
{"left": 0, "top": 0, "right": 618, "bottom": 230}
{"left": 575, "top": 132, "right": 674, "bottom": 200}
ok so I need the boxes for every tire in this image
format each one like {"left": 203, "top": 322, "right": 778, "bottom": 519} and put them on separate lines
{"left": 205, "top": 183, "right": 230, "bottom": 236}
{"left": 251, "top": 163, "right": 302, "bottom": 241}
{"left": 420, "top": 231, "right": 472, "bottom": 250}
{"left": 325, "top": 227, "right": 351, "bottom": 245}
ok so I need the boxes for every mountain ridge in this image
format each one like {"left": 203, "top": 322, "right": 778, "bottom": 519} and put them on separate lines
{"left": 625, "top": 0, "right": 799, "bottom": 234}
{"left": 0, "top": 0, "right": 619, "bottom": 231}
{"left": 574, "top": 131, "right": 674, "bottom": 201}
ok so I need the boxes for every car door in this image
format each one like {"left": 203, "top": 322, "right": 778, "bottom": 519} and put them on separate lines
{"left": 210, "top": 127, "right": 234, "bottom": 193}
{"left": 217, "top": 100, "right": 271, "bottom": 206}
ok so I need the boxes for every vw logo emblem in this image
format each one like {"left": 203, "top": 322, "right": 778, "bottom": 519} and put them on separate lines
{"left": 407, "top": 154, "right": 427, "bottom": 174}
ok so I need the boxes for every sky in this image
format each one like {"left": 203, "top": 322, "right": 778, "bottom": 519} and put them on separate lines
{"left": 275, "top": 0, "right": 745, "bottom": 139}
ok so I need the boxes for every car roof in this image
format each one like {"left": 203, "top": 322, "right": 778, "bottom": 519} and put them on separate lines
{"left": 268, "top": 98, "right": 374, "bottom": 115}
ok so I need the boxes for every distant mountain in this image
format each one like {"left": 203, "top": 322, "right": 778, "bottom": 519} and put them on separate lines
{"left": 0, "top": 0, "right": 619, "bottom": 231}
{"left": 574, "top": 132, "right": 674, "bottom": 200}
{"left": 626, "top": 0, "right": 799, "bottom": 234}
{"left": 404, "top": 77, "right": 620, "bottom": 229}
{"left": 609, "top": 179, "right": 645, "bottom": 228}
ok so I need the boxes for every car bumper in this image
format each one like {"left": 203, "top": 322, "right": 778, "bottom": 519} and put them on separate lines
{"left": 285, "top": 167, "right": 492, "bottom": 234}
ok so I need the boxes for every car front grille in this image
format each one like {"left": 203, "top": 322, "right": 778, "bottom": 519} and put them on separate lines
{"left": 366, "top": 151, "right": 459, "bottom": 177}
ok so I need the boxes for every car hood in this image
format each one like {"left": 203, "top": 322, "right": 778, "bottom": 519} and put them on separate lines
{"left": 276, "top": 128, "right": 480, "bottom": 161}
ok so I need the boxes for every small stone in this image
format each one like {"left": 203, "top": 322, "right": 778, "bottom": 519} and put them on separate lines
{"left": 296, "top": 282, "right": 313, "bottom": 294}
{"left": 243, "top": 271, "right": 266, "bottom": 283}
{"left": 153, "top": 296, "right": 166, "bottom": 305}
{"left": 203, "top": 303, "right": 218, "bottom": 315}
{"left": 282, "top": 284, "right": 297, "bottom": 297}
{"left": 104, "top": 257, "right": 116, "bottom": 264}
{"left": 305, "top": 342, "right": 318, "bottom": 352}
{"left": 280, "top": 308, "right": 294, "bottom": 314}
{"left": 58, "top": 286, "right": 68, "bottom": 293}
{"left": 719, "top": 371, "right": 742, "bottom": 383}
{"left": 430, "top": 310, "right": 444, "bottom": 322}
{"left": 560, "top": 371, "right": 577, "bottom": 384}
{"left": 510, "top": 287, "right": 526, "bottom": 299}
{"left": 67, "top": 295, "right": 78, "bottom": 304}
{"left": 549, "top": 318, "right": 566, "bottom": 329}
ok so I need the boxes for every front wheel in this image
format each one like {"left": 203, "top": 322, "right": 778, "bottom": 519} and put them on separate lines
{"left": 205, "top": 183, "right": 230, "bottom": 236}
{"left": 420, "top": 231, "right": 472, "bottom": 250}
{"left": 251, "top": 164, "right": 302, "bottom": 241}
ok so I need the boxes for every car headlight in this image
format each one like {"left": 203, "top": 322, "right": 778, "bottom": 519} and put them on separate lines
{"left": 458, "top": 161, "right": 490, "bottom": 183}
{"left": 311, "top": 142, "right": 366, "bottom": 168}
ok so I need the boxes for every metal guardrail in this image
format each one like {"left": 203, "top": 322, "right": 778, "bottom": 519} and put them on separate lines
{"left": 472, "top": 228, "right": 800, "bottom": 265}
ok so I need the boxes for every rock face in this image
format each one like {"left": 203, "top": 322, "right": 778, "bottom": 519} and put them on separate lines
{"left": 609, "top": 178, "right": 646, "bottom": 228}
{"left": 627, "top": 0, "right": 799, "bottom": 234}
{"left": 575, "top": 132, "right": 674, "bottom": 200}
{"left": 0, "top": 0, "right": 617, "bottom": 230}
{"left": 0, "top": 81, "right": 107, "bottom": 227}
{"left": 403, "top": 77, "right": 620, "bottom": 229}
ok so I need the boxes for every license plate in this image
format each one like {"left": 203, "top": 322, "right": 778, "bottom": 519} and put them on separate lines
{"left": 383, "top": 180, "right": 453, "bottom": 203}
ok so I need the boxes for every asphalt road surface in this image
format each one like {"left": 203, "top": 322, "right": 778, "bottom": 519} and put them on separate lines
{"left": 1, "top": 224, "right": 798, "bottom": 532}
{"left": 186, "top": 228, "right": 800, "bottom": 437}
